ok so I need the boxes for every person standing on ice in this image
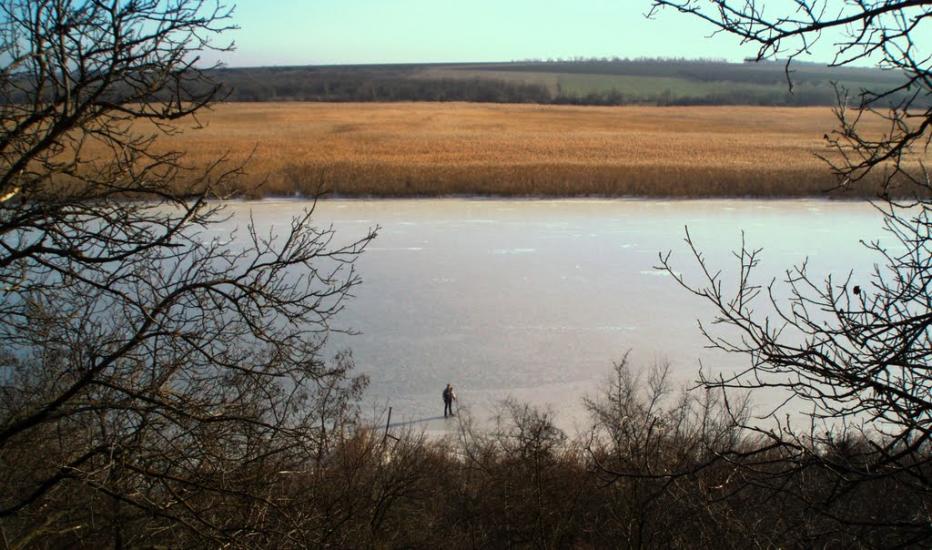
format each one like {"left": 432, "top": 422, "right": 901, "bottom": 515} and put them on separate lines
{"left": 442, "top": 384, "right": 457, "bottom": 418}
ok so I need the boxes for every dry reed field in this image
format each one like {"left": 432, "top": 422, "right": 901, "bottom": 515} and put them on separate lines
{"left": 151, "top": 102, "right": 919, "bottom": 197}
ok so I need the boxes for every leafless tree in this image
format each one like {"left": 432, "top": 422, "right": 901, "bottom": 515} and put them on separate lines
{"left": 650, "top": 1, "right": 931, "bottom": 543}
{"left": 0, "top": 1, "right": 376, "bottom": 547}
{"left": 658, "top": 223, "right": 930, "bottom": 542}
{"left": 583, "top": 354, "right": 752, "bottom": 547}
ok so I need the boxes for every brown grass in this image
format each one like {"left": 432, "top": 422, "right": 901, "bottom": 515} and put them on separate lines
{"left": 145, "top": 102, "right": 923, "bottom": 198}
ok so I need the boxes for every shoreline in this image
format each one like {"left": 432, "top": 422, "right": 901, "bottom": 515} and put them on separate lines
{"left": 219, "top": 191, "right": 885, "bottom": 202}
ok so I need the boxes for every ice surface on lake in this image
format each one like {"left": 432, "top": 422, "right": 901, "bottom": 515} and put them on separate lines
{"left": 229, "top": 198, "right": 882, "bottom": 434}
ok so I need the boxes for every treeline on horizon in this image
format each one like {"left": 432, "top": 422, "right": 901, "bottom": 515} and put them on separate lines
{"left": 214, "top": 64, "right": 556, "bottom": 104}
{"left": 211, "top": 58, "right": 926, "bottom": 107}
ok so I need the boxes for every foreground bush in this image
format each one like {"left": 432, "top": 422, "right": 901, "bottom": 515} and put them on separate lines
{"left": 11, "top": 359, "right": 929, "bottom": 548}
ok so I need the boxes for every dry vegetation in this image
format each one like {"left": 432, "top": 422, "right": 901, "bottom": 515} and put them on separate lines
{"left": 9, "top": 358, "right": 928, "bottom": 547}
{"left": 147, "top": 102, "right": 923, "bottom": 198}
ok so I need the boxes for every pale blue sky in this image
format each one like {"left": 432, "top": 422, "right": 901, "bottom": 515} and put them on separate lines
{"left": 214, "top": 1, "right": 903, "bottom": 67}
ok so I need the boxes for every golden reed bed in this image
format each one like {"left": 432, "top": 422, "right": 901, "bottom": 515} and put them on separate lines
{"left": 151, "top": 102, "right": 921, "bottom": 198}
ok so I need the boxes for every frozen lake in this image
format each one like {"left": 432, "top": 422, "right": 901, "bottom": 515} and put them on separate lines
{"left": 222, "top": 198, "right": 885, "bottom": 433}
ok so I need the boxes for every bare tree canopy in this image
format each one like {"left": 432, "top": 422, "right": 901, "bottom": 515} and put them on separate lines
{"left": 649, "top": 0, "right": 931, "bottom": 194}
{"left": 652, "top": 1, "right": 930, "bottom": 542}
{"left": 0, "top": 1, "right": 376, "bottom": 546}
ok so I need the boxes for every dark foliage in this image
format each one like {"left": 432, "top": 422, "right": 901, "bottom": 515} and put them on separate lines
{"left": 214, "top": 66, "right": 552, "bottom": 103}
{"left": 207, "top": 59, "right": 926, "bottom": 107}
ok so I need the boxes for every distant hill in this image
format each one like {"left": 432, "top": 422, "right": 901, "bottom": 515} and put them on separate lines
{"left": 210, "top": 59, "right": 926, "bottom": 107}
